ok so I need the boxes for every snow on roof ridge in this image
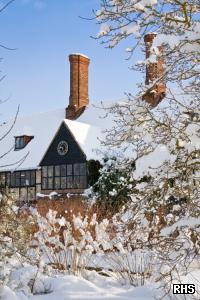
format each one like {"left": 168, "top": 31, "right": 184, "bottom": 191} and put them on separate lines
{"left": 64, "top": 117, "right": 91, "bottom": 128}
{"left": 70, "top": 53, "right": 89, "bottom": 59}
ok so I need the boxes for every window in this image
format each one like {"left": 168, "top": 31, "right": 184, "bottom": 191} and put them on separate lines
{"left": 42, "top": 166, "right": 54, "bottom": 189}
{"left": 15, "top": 135, "right": 34, "bottom": 150}
{"left": 47, "top": 166, "right": 54, "bottom": 189}
{"left": 55, "top": 177, "right": 60, "bottom": 189}
{"left": 67, "top": 176, "right": 73, "bottom": 188}
{"left": 61, "top": 177, "right": 66, "bottom": 189}
{"left": 67, "top": 164, "right": 72, "bottom": 175}
{"left": 42, "top": 167, "right": 47, "bottom": 189}
{"left": 41, "top": 163, "right": 87, "bottom": 190}
{"left": 80, "top": 163, "right": 86, "bottom": 175}
{"left": 48, "top": 166, "right": 53, "bottom": 177}
{"left": 48, "top": 178, "right": 53, "bottom": 189}
{"left": 42, "top": 166, "right": 47, "bottom": 177}
{"left": 55, "top": 165, "right": 60, "bottom": 177}
{"left": 61, "top": 165, "right": 66, "bottom": 176}
{"left": 15, "top": 137, "right": 25, "bottom": 150}
{"left": 15, "top": 172, "right": 20, "bottom": 186}
{"left": 74, "top": 163, "right": 87, "bottom": 188}
{"left": 20, "top": 171, "right": 26, "bottom": 186}
{"left": 74, "top": 163, "right": 80, "bottom": 176}
{"left": 55, "top": 165, "right": 67, "bottom": 189}
{"left": 7, "top": 170, "right": 36, "bottom": 187}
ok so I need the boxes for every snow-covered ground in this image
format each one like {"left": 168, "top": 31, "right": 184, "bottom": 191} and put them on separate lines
{"left": 1, "top": 266, "right": 200, "bottom": 300}
{"left": 0, "top": 272, "right": 163, "bottom": 300}
{"left": 27, "top": 274, "right": 156, "bottom": 300}
{"left": 0, "top": 269, "right": 155, "bottom": 300}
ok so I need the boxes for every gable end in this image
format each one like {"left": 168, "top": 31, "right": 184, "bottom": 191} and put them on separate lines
{"left": 40, "top": 121, "right": 86, "bottom": 166}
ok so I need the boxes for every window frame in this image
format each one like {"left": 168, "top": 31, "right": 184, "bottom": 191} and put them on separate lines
{"left": 41, "top": 163, "right": 87, "bottom": 190}
{"left": 15, "top": 136, "right": 25, "bottom": 150}
{"left": 6, "top": 170, "right": 36, "bottom": 188}
{"left": 14, "top": 135, "right": 34, "bottom": 151}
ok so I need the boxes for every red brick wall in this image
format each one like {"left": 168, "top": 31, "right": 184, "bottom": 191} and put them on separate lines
{"left": 66, "top": 54, "right": 90, "bottom": 120}
{"left": 143, "top": 33, "right": 166, "bottom": 107}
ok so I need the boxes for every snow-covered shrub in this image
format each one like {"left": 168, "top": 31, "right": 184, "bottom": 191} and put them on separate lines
{"left": 0, "top": 192, "right": 36, "bottom": 288}
{"left": 112, "top": 193, "right": 200, "bottom": 295}
{"left": 2, "top": 263, "right": 55, "bottom": 297}
{"left": 90, "top": 156, "right": 135, "bottom": 214}
{"left": 92, "top": 1, "right": 200, "bottom": 290}
{"left": 32, "top": 209, "right": 122, "bottom": 276}
{"left": 105, "top": 249, "right": 153, "bottom": 286}
{"left": 32, "top": 208, "right": 157, "bottom": 287}
{"left": 89, "top": 0, "right": 200, "bottom": 295}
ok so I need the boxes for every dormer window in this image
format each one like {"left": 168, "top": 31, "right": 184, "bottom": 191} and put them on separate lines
{"left": 15, "top": 135, "right": 34, "bottom": 150}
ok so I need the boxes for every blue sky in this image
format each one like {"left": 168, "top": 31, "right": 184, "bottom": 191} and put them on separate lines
{"left": 0, "top": 0, "right": 142, "bottom": 119}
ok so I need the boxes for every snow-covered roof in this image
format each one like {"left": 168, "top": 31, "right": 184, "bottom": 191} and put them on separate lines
{"left": 78, "top": 104, "right": 114, "bottom": 129}
{"left": 0, "top": 108, "right": 104, "bottom": 172}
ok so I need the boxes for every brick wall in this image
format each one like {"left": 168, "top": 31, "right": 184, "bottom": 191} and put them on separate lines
{"left": 142, "top": 33, "right": 166, "bottom": 107}
{"left": 66, "top": 54, "right": 90, "bottom": 120}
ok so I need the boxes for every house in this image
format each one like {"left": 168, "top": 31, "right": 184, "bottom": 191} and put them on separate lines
{"left": 0, "top": 34, "right": 166, "bottom": 202}
{"left": 0, "top": 54, "right": 103, "bottom": 202}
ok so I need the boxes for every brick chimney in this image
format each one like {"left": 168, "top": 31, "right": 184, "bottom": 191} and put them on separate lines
{"left": 142, "top": 33, "right": 166, "bottom": 107}
{"left": 66, "top": 53, "right": 90, "bottom": 120}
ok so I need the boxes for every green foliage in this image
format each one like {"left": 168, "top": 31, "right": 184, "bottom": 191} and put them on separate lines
{"left": 92, "top": 157, "right": 135, "bottom": 212}
{"left": 87, "top": 159, "right": 102, "bottom": 186}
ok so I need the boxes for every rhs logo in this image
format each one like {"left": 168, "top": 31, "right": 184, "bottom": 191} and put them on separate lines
{"left": 173, "top": 284, "right": 195, "bottom": 294}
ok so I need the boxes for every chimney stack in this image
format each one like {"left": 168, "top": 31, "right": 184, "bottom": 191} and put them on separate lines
{"left": 66, "top": 53, "right": 90, "bottom": 120}
{"left": 142, "top": 33, "right": 166, "bottom": 107}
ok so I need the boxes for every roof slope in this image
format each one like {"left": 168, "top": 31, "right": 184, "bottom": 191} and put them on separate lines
{"left": 0, "top": 108, "right": 103, "bottom": 172}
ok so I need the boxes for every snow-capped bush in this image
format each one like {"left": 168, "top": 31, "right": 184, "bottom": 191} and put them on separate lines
{"left": 92, "top": 1, "right": 200, "bottom": 295}
{"left": 0, "top": 192, "right": 36, "bottom": 289}
{"left": 90, "top": 156, "right": 135, "bottom": 214}
{"left": 31, "top": 209, "right": 124, "bottom": 275}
